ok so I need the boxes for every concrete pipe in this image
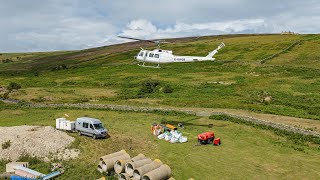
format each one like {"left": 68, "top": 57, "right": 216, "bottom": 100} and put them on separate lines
{"left": 115, "top": 154, "right": 147, "bottom": 174}
{"left": 132, "top": 159, "right": 163, "bottom": 180}
{"left": 114, "top": 159, "right": 131, "bottom": 174}
{"left": 125, "top": 158, "right": 153, "bottom": 176}
{"left": 100, "top": 150, "right": 127, "bottom": 161}
{"left": 167, "top": 177, "right": 175, "bottom": 180}
{"left": 131, "top": 153, "right": 147, "bottom": 162}
{"left": 141, "top": 164, "right": 172, "bottom": 180}
{"left": 101, "top": 153, "right": 131, "bottom": 172}
{"left": 97, "top": 161, "right": 104, "bottom": 173}
{"left": 118, "top": 172, "right": 131, "bottom": 180}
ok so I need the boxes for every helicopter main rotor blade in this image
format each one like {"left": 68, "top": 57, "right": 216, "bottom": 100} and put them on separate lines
{"left": 117, "top": 36, "right": 155, "bottom": 43}
{"left": 118, "top": 36, "right": 170, "bottom": 44}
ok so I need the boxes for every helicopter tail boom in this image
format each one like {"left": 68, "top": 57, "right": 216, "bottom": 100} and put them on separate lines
{"left": 206, "top": 42, "right": 225, "bottom": 58}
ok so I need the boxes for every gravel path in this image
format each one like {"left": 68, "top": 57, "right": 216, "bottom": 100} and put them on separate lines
{"left": 0, "top": 126, "right": 77, "bottom": 161}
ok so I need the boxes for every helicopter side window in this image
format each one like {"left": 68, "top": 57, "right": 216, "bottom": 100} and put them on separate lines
{"left": 149, "top": 53, "right": 154, "bottom": 57}
{"left": 154, "top": 54, "right": 159, "bottom": 58}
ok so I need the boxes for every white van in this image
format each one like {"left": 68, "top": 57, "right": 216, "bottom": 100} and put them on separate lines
{"left": 75, "top": 117, "right": 108, "bottom": 139}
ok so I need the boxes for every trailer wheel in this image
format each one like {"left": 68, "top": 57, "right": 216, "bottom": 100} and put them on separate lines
{"left": 78, "top": 131, "right": 82, "bottom": 136}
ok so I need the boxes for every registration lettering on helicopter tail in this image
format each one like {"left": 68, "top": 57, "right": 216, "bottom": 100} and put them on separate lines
{"left": 174, "top": 58, "right": 185, "bottom": 61}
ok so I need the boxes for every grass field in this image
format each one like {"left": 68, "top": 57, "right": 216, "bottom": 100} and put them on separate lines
{"left": 1, "top": 34, "right": 320, "bottom": 120}
{"left": 1, "top": 34, "right": 320, "bottom": 179}
{"left": 0, "top": 108, "right": 319, "bottom": 179}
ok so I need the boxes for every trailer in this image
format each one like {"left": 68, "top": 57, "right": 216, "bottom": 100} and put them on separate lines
{"left": 56, "top": 118, "right": 75, "bottom": 132}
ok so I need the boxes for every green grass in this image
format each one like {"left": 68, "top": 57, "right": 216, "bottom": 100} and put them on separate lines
{"left": 209, "top": 114, "right": 320, "bottom": 146}
{"left": 1, "top": 140, "right": 11, "bottom": 150}
{"left": 2, "top": 34, "right": 320, "bottom": 120}
{"left": 0, "top": 108, "right": 319, "bottom": 179}
{"left": 1, "top": 34, "right": 320, "bottom": 179}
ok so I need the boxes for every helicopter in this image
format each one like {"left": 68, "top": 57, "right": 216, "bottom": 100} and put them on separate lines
{"left": 118, "top": 35, "right": 225, "bottom": 68}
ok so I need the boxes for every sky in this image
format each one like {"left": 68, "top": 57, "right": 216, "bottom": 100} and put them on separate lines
{"left": 1, "top": 0, "right": 319, "bottom": 52}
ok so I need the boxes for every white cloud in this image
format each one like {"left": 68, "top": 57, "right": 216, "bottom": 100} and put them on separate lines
{"left": 167, "top": 19, "right": 267, "bottom": 33}
{"left": 1, "top": 16, "right": 118, "bottom": 52}
{"left": 0, "top": 1, "right": 320, "bottom": 52}
{"left": 121, "top": 20, "right": 158, "bottom": 38}
{"left": 119, "top": 19, "right": 268, "bottom": 40}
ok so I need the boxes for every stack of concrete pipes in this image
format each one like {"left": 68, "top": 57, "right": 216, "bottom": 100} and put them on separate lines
{"left": 97, "top": 150, "right": 174, "bottom": 180}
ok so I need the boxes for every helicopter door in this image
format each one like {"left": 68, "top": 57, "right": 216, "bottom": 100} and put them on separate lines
{"left": 144, "top": 51, "right": 148, "bottom": 62}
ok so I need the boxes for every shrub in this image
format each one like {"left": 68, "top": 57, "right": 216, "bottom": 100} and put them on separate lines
{"left": 138, "top": 80, "right": 173, "bottom": 95}
{"left": 7, "top": 82, "right": 21, "bottom": 91}
{"left": 2, "top": 59, "right": 13, "bottom": 63}
{"left": 140, "top": 79, "right": 160, "bottom": 93}
{"left": 2, "top": 92, "right": 10, "bottom": 99}
{"left": 2, "top": 140, "right": 11, "bottom": 149}
{"left": 162, "top": 84, "right": 174, "bottom": 93}
{"left": 51, "top": 64, "right": 67, "bottom": 71}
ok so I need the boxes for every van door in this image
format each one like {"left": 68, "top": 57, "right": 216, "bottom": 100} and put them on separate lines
{"left": 82, "top": 122, "right": 90, "bottom": 135}
{"left": 89, "top": 123, "right": 95, "bottom": 136}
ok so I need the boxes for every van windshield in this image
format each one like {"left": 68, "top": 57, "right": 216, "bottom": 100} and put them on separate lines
{"left": 93, "top": 123, "right": 104, "bottom": 129}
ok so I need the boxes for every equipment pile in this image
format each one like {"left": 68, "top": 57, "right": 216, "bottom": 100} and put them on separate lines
{"left": 151, "top": 123, "right": 187, "bottom": 143}
{"left": 97, "top": 150, "right": 175, "bottom": 180}
{"left": 2, "top": 162, "right": 62, "bottom": 180}
{"left": 197, "top": 132, "right": 221, "bottom": 146}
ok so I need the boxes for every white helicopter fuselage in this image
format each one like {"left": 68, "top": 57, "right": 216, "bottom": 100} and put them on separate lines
{"left": 135, "top": 49, "right": 215, "bottom": 64}
{"left": 134, "top": 42, "right": 224, "bottom": 66}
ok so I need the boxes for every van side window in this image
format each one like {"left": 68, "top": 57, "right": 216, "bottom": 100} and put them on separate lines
{"left": 83, "top": 122, "right": 89, "bottom": 128}
{"left": 154, "top": 54, "right": 159, "bottom": 58}
{"left": 149, "top": 53, "right": 154, "bottom": 57}
{"left": 90, "top": 124, "right": 94, "bottom": 129}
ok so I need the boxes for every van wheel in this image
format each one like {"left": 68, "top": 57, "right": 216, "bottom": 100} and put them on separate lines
{"left": 93, "top": 134, "right": 96, "bottom": 139}
{"left": 78, "top": 131, "right": 82, "bottom": 136}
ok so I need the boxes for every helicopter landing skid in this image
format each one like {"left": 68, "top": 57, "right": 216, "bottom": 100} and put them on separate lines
{"left": 137, "top": 63, "right": 161, "bottom": 68}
